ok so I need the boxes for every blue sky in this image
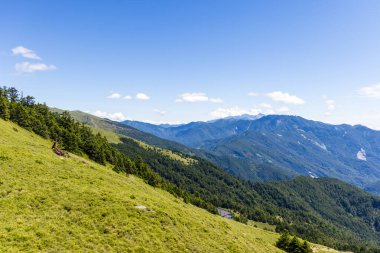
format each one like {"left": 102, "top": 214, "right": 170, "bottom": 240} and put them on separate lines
{"left": 1, "top": 1, "right": 380, "bottom": 128}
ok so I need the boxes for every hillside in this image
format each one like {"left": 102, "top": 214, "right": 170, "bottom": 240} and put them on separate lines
{"left": 50, "top": 108, "right": 195, "bottom": 155}
{"left": 0, "top": 119, "right": 285, "bottom": 252}
{"left": 122, "top": 115, "right": 380, "bottom": 194}
{"left": 56, "top": 111, "right": 380, "bottom": 251}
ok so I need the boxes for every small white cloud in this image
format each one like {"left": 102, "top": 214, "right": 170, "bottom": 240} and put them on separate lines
{"left": 15, "top": 62, "right": 56, "bottom": 73}
{"left": 92, "top": 110, "right": 129, "bottom": 121}
{"left": 176, "top": 92, "right": 223, "bottom": 103}
{"left": 93, "top": 110, "right": 108, "bottom": 117}
{"left": 153, "top": 109, "right": 167, "bottom": 116}
{"left": 358, "top": 84, "right": 380, "bottom": 98}
{"left": 107, "top": 93, "right": 122, "bottom": 99}
{"left": 209, "top": 98, "right": 223, "bottom": 103}
{"left": 266, "top": 91, "right": 305, "bottom": 105}
{"left": 177, "top": 92, "right": 209, "bottom": 102}
{"left": 248, "top": 92, "right": 259, "bottom": 96}
{"left": 211, "top": 106, "right": 250, "bottom": 118}
{"left": 123, "top": 95, "right": 132, "bottom": 100}
{"left": 210, "top": 106, "right": 263, "bottom": 118}
{"left": 211, "top": 104, "right": 290, "bottom": 119}
{"left": 136, "top": 93, "right": 150, "bottom": 100}
{"left": 12, "top": 46, "right": 41, "bottom": 60}
{"left": 143, "top": 120, "right": 183, "bottom": 125}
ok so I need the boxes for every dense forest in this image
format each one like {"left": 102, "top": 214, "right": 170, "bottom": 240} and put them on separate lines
{"left": 115, "top": 137, "right": 380, "bottom": 252}
{"left": 2, "top": 86, "right": 380, "bottom": 252}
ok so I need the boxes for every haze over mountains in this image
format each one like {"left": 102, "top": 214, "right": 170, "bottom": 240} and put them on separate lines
{"left": 122, "top": 114, "right": 380, "bottom": 195}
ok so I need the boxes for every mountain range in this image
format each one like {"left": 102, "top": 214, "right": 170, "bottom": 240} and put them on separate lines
{"left": 122, "top": 114, "right": 380, "bottom": 195}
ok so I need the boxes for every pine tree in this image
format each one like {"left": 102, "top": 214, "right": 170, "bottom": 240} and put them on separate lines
{"left": 0, "top": 96, "right": 10, "bottom": 120}
{"left": 276, "top": 230, "right": 291, "bottom": 251}
{"left": 7, "top": 87, "right": 19, "bottom": 102}
{"left": 288, "top": 236, "right": 302, "bottom": 253}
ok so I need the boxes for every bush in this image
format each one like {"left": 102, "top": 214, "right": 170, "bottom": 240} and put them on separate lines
{"left": 276, "top": 230, "right": 312, "bottom": 253}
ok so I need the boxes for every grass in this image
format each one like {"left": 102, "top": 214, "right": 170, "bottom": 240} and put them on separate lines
{"left": 0, "top": 119, "right": 283, "bottom": 252}
{"left": 89, "top": 125, "right": 122, "bottom": 144}
{"left": 248, "top": 220, "right": 276, "bottom": 232}
{"left": 135, "top": 139, "right": 196, "bottom": 165}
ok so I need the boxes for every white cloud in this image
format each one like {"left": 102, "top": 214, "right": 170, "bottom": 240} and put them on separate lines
{"left": 92, "top": 110, "right": 129, "bottom": 121}
{"left": 15, "top": 62, "right": 56, "bottom": 73}
{"left": 177, "top": 92, "right": 208, "bottom": 102}
{"left": 12, "top": 47, "right": 56, "bottom": 74}
{"left": 248, "top": 92, "right": 259, "bottom": 96}
{"left": 143, "top": 120, "right": 183, "bottom": 125}
{"left": 107, "top": 93, "right": 122, "bottom": 99}
{"left": 210, "top": 106, "right": 257, "bottom": 118}
{"left": 106, "top": 92, "right": 149, "bottom": 100}
{"left": 209, "top": 98, "right": 223, "bottom": 103}
{"left": 12, "top": 46, "right": 41, "bottom": 60}
{"left": 153, "top": 109, "right": 167, "bottom": 116}
{"left": 211, "top": 103, "right": 291, "bottom": 119}
{"left": 266, "top": 91, "right": 305, "bottom": 105}
{"left": 136, "top": 93, "right": 150, "bottom": 100}
{"left": 176, "top": 92, "right": 223, "bottom": 103}
{"left": 358, "top": 84, "right": 380, "bottom": 98}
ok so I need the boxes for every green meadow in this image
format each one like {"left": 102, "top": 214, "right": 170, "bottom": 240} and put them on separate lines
{"left": 0, "top": 119, "right": 284, "bottom": 252}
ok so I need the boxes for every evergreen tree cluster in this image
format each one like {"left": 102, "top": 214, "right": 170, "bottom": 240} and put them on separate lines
{"left": 276, "top": 230, "right": 312, "bottom": 253}
{"left": 0, "top": 87, "right": 133, "bottom": 166}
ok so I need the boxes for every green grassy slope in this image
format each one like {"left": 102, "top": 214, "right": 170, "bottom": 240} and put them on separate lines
{"left": 0, "top": 119, "right": 283, "bottom": 252}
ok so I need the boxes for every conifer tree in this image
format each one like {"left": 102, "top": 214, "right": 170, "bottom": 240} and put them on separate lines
{"left": 288, "top": 236, "right": 302, "bottom": 253}
{"left": 276, "top": 230, "right": 291, "bottom": 251}
{"left": 0, "top": 96, "right": 10, "bottom": 120}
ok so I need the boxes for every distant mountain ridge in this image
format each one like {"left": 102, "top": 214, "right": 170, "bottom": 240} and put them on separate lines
{"left": 123, "top": 114, "right": 265, "bottom": 148}
{"left": 122, "top": 114, "right": 380, "bottom": 194}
